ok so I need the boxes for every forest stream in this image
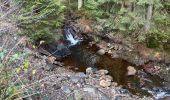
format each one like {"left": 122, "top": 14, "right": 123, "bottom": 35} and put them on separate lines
{"left": 40, "top": 26, "right": 170, "bottom": 100}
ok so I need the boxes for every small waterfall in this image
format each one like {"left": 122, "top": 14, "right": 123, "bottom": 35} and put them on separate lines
{"left": 63, "top": 26, "right": 82, "bottom": 46}
{"left": 41, "top": 26, "right": 83, "bottom": 58}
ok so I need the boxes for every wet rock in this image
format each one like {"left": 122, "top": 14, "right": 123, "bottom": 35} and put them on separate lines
{"left": 97, "top": 49, "right": 106, "bottom": 55}
{"left": 127, "top": 66, "right": 136, "bottom": 76}
{"left": 100, "top": 79, "right": 111, "bottom": 87}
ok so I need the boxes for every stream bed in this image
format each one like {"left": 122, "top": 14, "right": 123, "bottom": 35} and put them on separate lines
{"left": 55, "top": 41, "right": 170, "bottom": 100}
{"left": 40, "top": 33, "right": 170, "bottom": 99}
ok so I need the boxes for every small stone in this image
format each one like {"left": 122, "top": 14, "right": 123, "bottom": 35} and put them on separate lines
{"left": 100, "top": 75, "right": 112, "bottom": 82}
{"left": 48, "top": 56, "right": 56, "bottom": 64}
{"left": 100, "top": 79, "right": 111, "bottom": 87}
{"left": 154, "top": 65, "right": 160, "bottom": 70}
{"left": 75, "top": 72, "right": 87, "bottom": 78}
{"left": 14, "top": 36, "right": 17, "bottom": 40}
{"left": 53, "top": 84, "right": 61, "bottom": 90}
{"left": 115, "top": 96, "right": 122, "bottom": 100}
{"left": 86, "top": 67, "right": 93, "bottom": 74}
{"left": 97, "top": 49, "right": 105, "bottom": 55}
{"left": 70, "top": 76, "right": 80, "bottom": 83}
{"left": 112, "top": 82, "right": 118, "bottom": 87}
{"left": 112, "top": 52, "right": 119, "bottom": 58}
{"left": 114, "top": 45, "right": 119, "bottom": 50}
{"left": 83, "top": 87, "right": 96, "bottom": 94}
{"left": 97, "top": 69, "right": 109, "bottom": 75}
{"left": 61, "top": 86, "right": 71, "bottom": 94}
{"left": 107, "top": 43, "right": 111, "bottom": 47}
{"left": 108, "top": 50, "right": 112, "bottom": 54}
{"left": 127, "top": 66, "right": 136, "bottom": 76}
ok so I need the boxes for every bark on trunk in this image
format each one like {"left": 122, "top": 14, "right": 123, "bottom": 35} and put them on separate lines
{"left": 78, "top": 0, "right": 83, "bottom": 10}
{"left": 144, "top": 4, "right": 153, "bottom": 32}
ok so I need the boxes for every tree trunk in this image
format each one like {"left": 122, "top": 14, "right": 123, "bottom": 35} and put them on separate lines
{"left": 144, "top": 4, "right": 153, "bottom": 32}
{"left": 78, "top": 0, "right": 83, "bottom": 10}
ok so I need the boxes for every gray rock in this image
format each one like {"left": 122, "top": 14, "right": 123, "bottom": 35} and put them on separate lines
{"left": 115, "top": 95, "right": 122, "bottom": 100}
{"left": 100, "top": 79, "right": 111, "bottom": 87}
{"left": 83, "top": 87, "right": 96, "bottom": 94}
{"left": 86, "top": 67, "right": 93, "bottom": 74}
{"left": 97, "top": 49, "right": 106, "bottom": 55}
{"left": 70, "top": 76, "right": 80, "bottom": 83}
{"left": 61, "top": 86, "right": 71, "bottom": 94}
{"left": 127, "top": 66, "right": 136, "bottom": 76}
{"left": 97, "top": 69, "right": 109, "bottom": 75}
{"left": 100, "top": 75, "right": 113, "bottom": 82}
{"left": 112, "top": 82, "right": 118, "bottom": 87}
{"left": 75, "top": 72, "right": 87, "bottom": 78}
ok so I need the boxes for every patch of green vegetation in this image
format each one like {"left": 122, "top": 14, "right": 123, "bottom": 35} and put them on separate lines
{"left": 75, "top": 0, "right": 170, "bottom": 50}
{"left": 2, "top": 0, "right": 170, "bottom": 49}
{"left": 0, "top": 48, "right": 40, "bottom": 100}
{"left": 8, "top": 0, "right": 65, "bottom": 43}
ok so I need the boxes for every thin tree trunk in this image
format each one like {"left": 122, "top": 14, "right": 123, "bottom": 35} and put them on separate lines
{"left": 144, "top": 4, "right": 153, "bottom": 32}
{"left": 78, "top": 0, "right": 83, "bottom": 10}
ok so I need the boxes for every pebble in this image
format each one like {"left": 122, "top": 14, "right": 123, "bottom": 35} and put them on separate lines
{"left": 61, "top": 86, "right": 71, "bottom": 94}
{"left": 75, "top": 72, "right": 87, "bottom": 78}
{"left": 112, "top": 82, "right": 118, "bottom": 87}
{"left": 107, "top": 43, "right": 111, "bottom": 47}
{"left": 97, "top": 69, "right": 109, "bottom": 75}
{"left": 108, "top": 50, "right": 112, "bottom": 54}
{"left": 127, "top": 66, "right": 136, "bottom": 76}
{"left": 100, "top": 79, "right": 111, "bottom": 87}
{"left": 97, "top": 49, "right": 105, "bottom": 55}
{"left": 86, "top": 67, "right": 93, "bottom": 74}
{"left": 83, "top": 87, "right": 96, "bottom": 94}
{"left": 100, "top": 75, "right": 113, "bottom": 82}
{"left": 70, "top": 76, "right": 80, "bottom": 83}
